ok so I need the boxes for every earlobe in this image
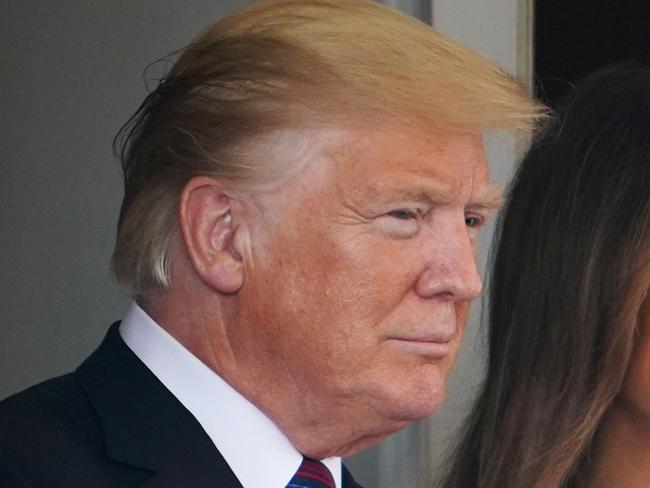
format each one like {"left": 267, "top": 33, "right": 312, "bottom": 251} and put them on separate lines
{"left": 179, "top": 176, "right": 244, "bottom": 293}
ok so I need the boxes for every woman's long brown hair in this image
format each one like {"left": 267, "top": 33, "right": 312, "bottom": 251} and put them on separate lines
{"left": 439, "top": 61, "right": 650, "bottom": 488}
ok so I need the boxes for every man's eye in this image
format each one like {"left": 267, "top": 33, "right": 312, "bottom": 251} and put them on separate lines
{"left": 465, "top": 215, "right": 483, "bottom": 228}
{"left": 387, "top": 209, "right": 417, "bottom": 220}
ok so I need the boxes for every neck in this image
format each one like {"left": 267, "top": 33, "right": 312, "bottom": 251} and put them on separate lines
{"left": 586, "top": 401, "right": 650, "bottom": 488}
{"left": 211, "top": 347, "right": 402, "bottom": 458}
{"left": 140, "top": 290, "right": 403, "bottom": 459}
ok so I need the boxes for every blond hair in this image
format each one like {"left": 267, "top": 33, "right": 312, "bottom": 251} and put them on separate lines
{"left": 112, "top": 0, "right": 546, "bottom": 297}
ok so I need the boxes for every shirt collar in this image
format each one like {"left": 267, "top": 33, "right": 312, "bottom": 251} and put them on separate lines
{"left": 119, "top": 302, "right": 342, "bottom": 488}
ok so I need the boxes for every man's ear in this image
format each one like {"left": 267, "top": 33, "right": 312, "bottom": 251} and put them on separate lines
{"left": 178, "top": 176, "right": 244, "bottom": 293}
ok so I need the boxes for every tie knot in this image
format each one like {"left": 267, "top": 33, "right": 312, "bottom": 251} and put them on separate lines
{"left": 287, "top": 456, "right": 335, "bottom": 488}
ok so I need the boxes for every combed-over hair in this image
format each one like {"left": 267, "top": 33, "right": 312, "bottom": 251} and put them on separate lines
{"left": 112, "top": 0, "right": 546, "bottom": 297}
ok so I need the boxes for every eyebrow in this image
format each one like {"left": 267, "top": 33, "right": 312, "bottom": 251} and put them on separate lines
{"left": 367, "top": 182, "right": 503, "bottom": 212}
{"left": 370, "top": 185, "right": 452, "bottom": 204}
{"left": 468, "top": 183, "right": 503, "bottom": 212}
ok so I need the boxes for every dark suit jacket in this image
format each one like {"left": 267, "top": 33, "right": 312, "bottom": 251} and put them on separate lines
{"left": 0, "top": 323, "right": 364, "bottom": 487}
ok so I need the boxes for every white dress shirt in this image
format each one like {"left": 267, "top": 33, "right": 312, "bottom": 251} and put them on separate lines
{"left": 119, "top": 302, "right": 342, "bottom": 488}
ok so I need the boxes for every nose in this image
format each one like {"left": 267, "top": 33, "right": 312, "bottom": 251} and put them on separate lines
{"left": 415, "top": 222, "right": 483, "bottom": 301}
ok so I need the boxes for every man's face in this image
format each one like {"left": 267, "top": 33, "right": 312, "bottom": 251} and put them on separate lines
{"left": 229, "top": 124, "right": 497, "bottom": 448}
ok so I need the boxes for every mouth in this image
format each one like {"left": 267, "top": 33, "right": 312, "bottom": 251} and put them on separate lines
{"left": 386, "top": 335, "right": 454, "bottom": 358}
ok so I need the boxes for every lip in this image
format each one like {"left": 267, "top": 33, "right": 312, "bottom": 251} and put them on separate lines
{"left": 387, "top": 337, "right": 454, "bottom": 358}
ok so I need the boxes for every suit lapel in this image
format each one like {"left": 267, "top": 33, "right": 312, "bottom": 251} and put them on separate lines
{"left": 75, "top": 323, "right": 364, "bottom": 488}
{"left": 141, "top": 428, "right": 242, "bottom": 487}
{"left": 75, "top": 323, "right": 243, "bottom": 487}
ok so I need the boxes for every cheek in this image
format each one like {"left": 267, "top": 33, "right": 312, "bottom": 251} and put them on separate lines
{"left": 244, "top": 224, "right": 353, "bottom": 356}
{"left": 246, "top": 203, "right": 428, "bottom": 358}
{"left": 288, "top": 219, "right": 417, "bottom": 304}
{"left": 621, "top": 323, "right": 650, "bottom": 417}
{"left": 332, "top": 233, "right": 422, "bottom": 295}
{"left": 619, "top": 294, "right": 650, "bottom": 417}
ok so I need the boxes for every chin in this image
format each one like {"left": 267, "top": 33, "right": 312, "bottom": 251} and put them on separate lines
{"left": 391, "top": 391, "right": 446, "bottom": 422}
{"left": 369, "top": 372, "right": 448, "bottom": 424}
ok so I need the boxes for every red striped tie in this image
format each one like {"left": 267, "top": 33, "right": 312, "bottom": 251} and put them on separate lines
{"left": 286, "top": 457, "right": 335, "bottom": 488}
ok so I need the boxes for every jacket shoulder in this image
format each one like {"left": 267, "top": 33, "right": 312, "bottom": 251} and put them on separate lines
{"left": 0, "top": 375, "right": 100, "bottom": 482}
{"left": 0, "top": 373, "right": 100, "bottom": 444}
{"left": 0, "top": 372, "right": 148, "bottom": 486}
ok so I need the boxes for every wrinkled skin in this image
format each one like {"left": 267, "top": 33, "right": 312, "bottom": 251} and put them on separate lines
{"left": 214, "top": 125, "right": 498, "bottom": 456}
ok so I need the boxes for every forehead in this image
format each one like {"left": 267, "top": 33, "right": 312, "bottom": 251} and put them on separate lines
{"left": 328, "top": 126, "right": 491, "bottom": 202}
